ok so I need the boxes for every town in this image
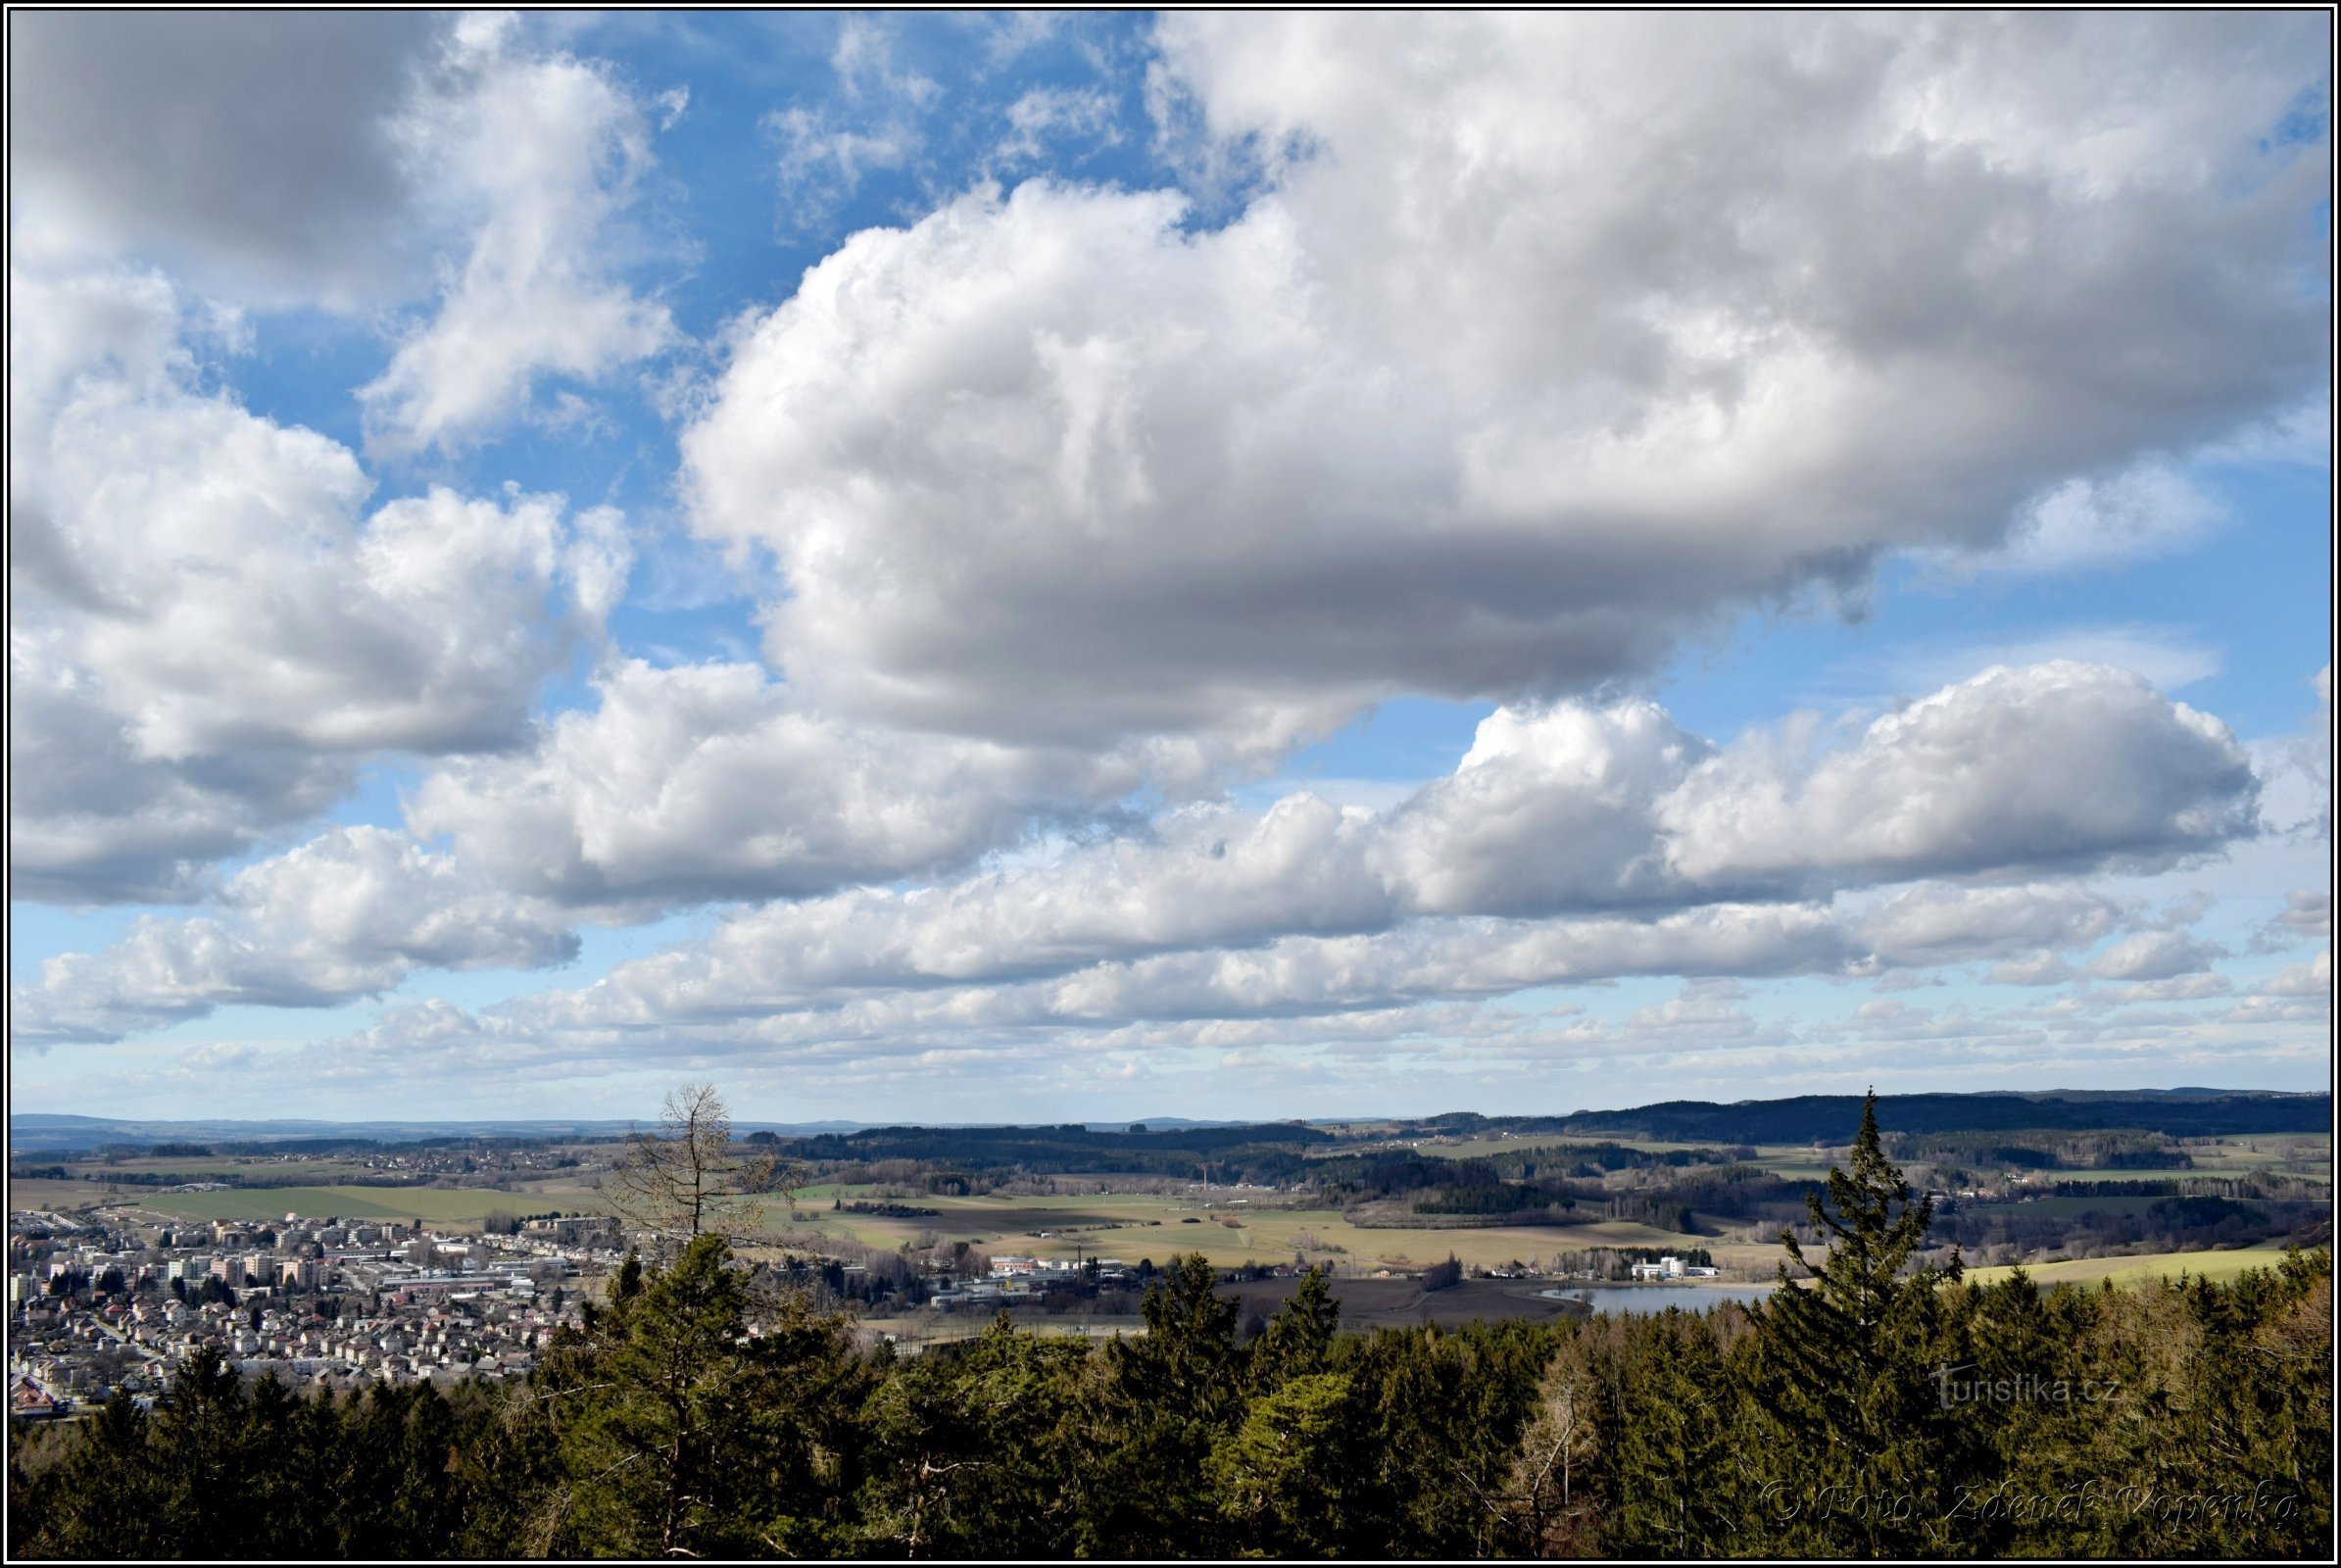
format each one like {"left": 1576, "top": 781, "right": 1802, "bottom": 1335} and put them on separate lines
{"left": 8, "top": 1207, "right": 627, "bottom": 1417}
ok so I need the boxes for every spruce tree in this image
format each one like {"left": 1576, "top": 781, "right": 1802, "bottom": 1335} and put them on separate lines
{"left": 1746, "top": 1089, "right": 1962, "bottom": 1554}
{"left": 1608, "top": 1307, "right": 1740, "bottom": 1554}
{"left": 1082, "top": 1252, "right": 1244, "bottom": 1554}
{"left": 1206, "top": 1370, "right": 1355, "bottom": 1553}
{"left": 1248, "top": 1265, "right": 1340, "bottom": 1389}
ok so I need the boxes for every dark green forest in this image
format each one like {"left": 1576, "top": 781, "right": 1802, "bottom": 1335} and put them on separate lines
{"left": 11, "top": 1098, "right": 2329, "bottom": 1559}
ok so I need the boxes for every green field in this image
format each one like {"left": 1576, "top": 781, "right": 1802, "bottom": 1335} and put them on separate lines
{"left": 50, "top": 1154, "right": 377, "bottom": 1182}
{"left": 65, "top": 1184, "right": 613, "bottom": 1227}
{"left": 2177, "top": 1140, "right": 2333, "bottom": 1182}
{"left": 1963, "top": 1244, "right": 2301, "bottom": 1289}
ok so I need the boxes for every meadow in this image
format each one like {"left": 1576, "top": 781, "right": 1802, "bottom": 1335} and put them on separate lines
{"left": 64, "top": 1184, "right": 613, "bottom": 1227}
{"left": 1961, "top": 1242, "right": 2299, "bottom": 1288}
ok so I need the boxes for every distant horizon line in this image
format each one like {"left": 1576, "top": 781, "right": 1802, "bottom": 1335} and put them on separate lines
{"left": 10, "top": 1083, "right": 2327, "bottom": 1135}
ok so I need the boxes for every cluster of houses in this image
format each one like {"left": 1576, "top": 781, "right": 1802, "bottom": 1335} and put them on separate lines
{"left": 1626, "top": 1254, "right": 1723, "bottom": 1281}
{"left": 7, "top": 1208, "right": 626, "bottom": 1416}
{"left": 928, "top": 1253, "right": 1131, "bottom": 1308}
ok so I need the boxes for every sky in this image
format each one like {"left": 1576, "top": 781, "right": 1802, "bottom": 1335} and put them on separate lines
{"left": 7, "top": 11, "right": 2333, "bottom": 1126}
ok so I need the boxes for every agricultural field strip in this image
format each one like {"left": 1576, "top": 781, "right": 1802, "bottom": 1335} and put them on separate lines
{"left": 1962, "top": 1244, "right": 2298, "bottom": 1288}
{"left": 47, "top": 1184, "right": 615, "bottom": 1225}
{"left": 785, "top": 1188, "right": 1766, "bottom": 1271}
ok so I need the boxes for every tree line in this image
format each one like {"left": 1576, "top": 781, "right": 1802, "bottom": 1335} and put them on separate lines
{"left": 10, "top": 1095, "right": 2329, "bottom": 1558}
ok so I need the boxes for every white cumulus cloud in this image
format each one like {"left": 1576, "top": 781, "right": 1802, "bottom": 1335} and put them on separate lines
{"left": 10, "top": 269, "right": 630, "bottom": 901}
{"left": 358, "top": 22, "right": 678, "bottom": 454}
{"left": 683, "top": 14, "right": 2323, "bottom": 766}
{"left": 12, "top": 827, "right": 577, "bottom": 1046}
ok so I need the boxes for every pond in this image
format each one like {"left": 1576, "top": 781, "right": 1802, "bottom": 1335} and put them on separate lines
{"left": 1538, "top": 1284, "right": 1776, "bottom": 1315}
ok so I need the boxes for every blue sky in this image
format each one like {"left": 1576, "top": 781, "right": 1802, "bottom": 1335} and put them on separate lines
{"left": 8, "top": 12, "right": 2331, "bottom": 1124}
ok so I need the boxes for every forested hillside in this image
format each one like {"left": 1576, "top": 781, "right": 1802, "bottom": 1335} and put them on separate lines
{"left": 1554, "top": 1092, "right": 2332, "bottom": 1144}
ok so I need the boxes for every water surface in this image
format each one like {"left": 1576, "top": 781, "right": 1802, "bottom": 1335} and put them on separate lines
{"left": 1539, "top": 1284, "right": 1775, "bottom": 1315}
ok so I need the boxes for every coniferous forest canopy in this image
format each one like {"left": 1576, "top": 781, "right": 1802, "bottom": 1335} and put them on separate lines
{"left": 10, "top": 1094, "right": 2330, "bottom": 1559}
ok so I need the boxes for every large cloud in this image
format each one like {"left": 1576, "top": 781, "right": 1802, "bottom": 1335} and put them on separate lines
{"left": 399, "top": 659, "right": 2255, "bottom": 924}
{"left": 9, "top": 270, "right": 629, "bottom": 901}
{"left": 291, "top": 902, "right": 1852, "bottom": 1079}
{"left": 32, "top": 662, "right": 2246, "bottom": 1047}
{"left": 685, "top": 12, "right": 2325, "bottom": 754}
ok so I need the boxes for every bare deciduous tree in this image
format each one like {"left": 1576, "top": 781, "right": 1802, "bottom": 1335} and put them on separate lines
{"left": 607, "top": 1084, "right": 798, "bottom": 1252}
{"left": 1476, "top": 1332, "right": 1604, "bottom": 1556}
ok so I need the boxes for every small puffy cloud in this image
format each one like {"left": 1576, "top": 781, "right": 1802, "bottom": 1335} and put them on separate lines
{"left": 359, "top": 25, "right": 677, "bottom": 454}
{"left": 1859, "top": 883, "right": 2128, "bottom": 967}
{"left": 2255, "top": 889, "right": 2332, "bottom": 952}
{"left": 2221, "top": 953, "right": 2331, "bottom": 1026}
{"left": 830, "top": 17, "right": 940, "bottom": 106}
{"left": 407, "top": 659, "right": 1138, "bottom": 907}
{"left": 1984, "top": 954, "right": 2080, "bottom": 987}
{"left": 2084, "top": 930, "right": 2226, "bottom": 982}
{"left": 2289, "top": 664, "right": 2332, "bottom": 839}
{"left": 2197, "top": 394, "right": 2332, "bottom": 468}
{"left": 765, "top": 16, "right": 943, "bottom": 235}
{"left": 2257, "top": 950, "right": 2332, "bottom": 1000}
{"left": 1617, "top": 992, "right": 1774, "bottom": 1045}
{"left": 2099, "top": 973, "right": 2235, "bottom": 1004}
{"left": 997, "top": 86, "right": 1122, "bottom": 168}
{"left": 1809, "top": 998, "right": 2034, "bottom": 1047}
{"left": 770, "top": 107, "right": 916, "bottom": 220}
{"left": 1942, "top": 460, "right": 2227, "bottom": 575}
{"left": 1659, "top": 663, "right": 2258, "bottom": 890}
{"left": 1371, "top": 701, "right": 1710, "bottom": 916}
